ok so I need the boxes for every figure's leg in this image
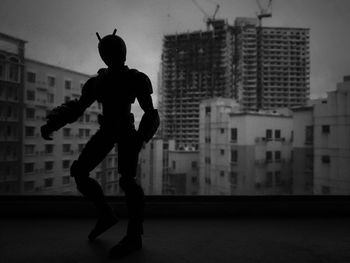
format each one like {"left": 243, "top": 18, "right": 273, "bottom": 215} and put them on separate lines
{"left": 110, "top": 130, "right": 144, "bottom": 258}
{"left": 71, "top": 128, "right": 117, "bottom": 239}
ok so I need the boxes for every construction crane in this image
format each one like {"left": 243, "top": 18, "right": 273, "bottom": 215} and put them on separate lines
{"left": 256, "top": 0, "right": 272, "bottom": 26}
{"left": 256, "top": 0, "right": 272, "bottom": 110}
{"left": 191, "top": 0, "right": 220, "bottom": 30}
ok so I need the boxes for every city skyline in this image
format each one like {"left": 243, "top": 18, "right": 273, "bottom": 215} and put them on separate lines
{"left": 0, "top": 0, "right": 349, "bottom": 116}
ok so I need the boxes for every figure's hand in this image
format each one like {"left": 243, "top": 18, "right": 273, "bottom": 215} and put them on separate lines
{"left": 41, "top": 124, "right": 53, "bottom": 140}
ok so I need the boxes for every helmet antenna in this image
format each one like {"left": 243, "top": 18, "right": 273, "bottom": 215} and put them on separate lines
{"left": 96, "top": 32, "right": 102, "bottom": 41}
{"left": 112, "top": 29, "right": 117, "bottom": 35}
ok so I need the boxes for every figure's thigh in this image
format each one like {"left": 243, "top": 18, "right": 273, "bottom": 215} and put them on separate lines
{"left": 77, "top": 129, "right": 116, "bottom": 174}
{"left": 117, "top": 131, "right": 139, "bottom": 177}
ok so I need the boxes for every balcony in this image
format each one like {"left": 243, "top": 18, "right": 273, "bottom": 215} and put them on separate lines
{"left": 1, "top": 196, "right": 350, "bottom": 263}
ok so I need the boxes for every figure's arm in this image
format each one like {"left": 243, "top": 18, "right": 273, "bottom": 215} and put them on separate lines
{"left": 135, "top": 73, "right": 160, "bottom": 146}
{"left": 41, "top": 77, "right": 98, "bottom": 140}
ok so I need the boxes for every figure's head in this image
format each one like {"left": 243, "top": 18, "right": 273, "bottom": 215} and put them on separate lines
{"left": 96, "top": 29, "right": 126, "bottom": 68}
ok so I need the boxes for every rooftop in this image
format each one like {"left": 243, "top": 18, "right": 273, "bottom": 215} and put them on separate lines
{"left": 2, "top": 196, "right": 350, "bottom": 262}
{"left": 2, "top": 217, "right": 350, "bottom": 263}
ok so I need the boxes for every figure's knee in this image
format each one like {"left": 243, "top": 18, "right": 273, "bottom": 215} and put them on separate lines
{"left": 119, "top": 176, "right": 144, "bottom": 196}
{"left": 71, "top": 161, "right": 88, "bottom": 190}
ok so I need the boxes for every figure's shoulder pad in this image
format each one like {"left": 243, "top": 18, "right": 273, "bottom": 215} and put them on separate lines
{"left": 129, "top": 69, "right": 153, "bottom": 95}
{"left": 81, "top": 76, "right": 98, "bottom": 96}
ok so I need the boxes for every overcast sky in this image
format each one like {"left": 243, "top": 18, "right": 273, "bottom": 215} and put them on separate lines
{"left": 1, "top": 0, "right": 350, "bottom": 113}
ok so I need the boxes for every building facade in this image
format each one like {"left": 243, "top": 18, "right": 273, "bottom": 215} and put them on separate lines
{"left": 22, "top": 59, "right": 119, "bottom": 195}
{"left": 159, "top": 17, "right": 310, "bottom": 149}
{"left": 200, "top": 98, "right": 293, "bottom": 195}
{"left": 313, "top": 77, "right": 350, "bottom": 195}
{"left": 0, "top": 33, "right": 26, "bottom": 194}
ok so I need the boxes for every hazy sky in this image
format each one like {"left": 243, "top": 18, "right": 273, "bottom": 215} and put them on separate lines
{"left": 1, "top": 0, "right": 350, "bottom": 108}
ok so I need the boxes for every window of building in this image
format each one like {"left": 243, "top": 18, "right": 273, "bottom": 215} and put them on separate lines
{"left": 47, "top": 76, "right": 55, "bottom": 87}
{"left": 266, "top": 172, "right": 273, "bottom": 187}
{"left": 231, "top": 128, "right": 237, "bottom": 142}
{"left": 172, "top": 160, "right": 176, "bottom": 169}
{"left": 321, "top": 155, "right": 330, "bottom": 164}
{"left": 191, "top": 161, "right": 197, "bottom": 168}
{"left": 230, "top": 172, "right": 238, "bottom": 185}
{"left": 63, "top": 128, "right": 71, "bottom": 137}
{"left": 85, "top": 129, "right": 90, "bottom": 137}
{"left": 44, "top": 178, "right": 54, "bottom": 187}
{"left": 0, "top": 56, "right": 5, "bottom": 80}
{"left": 26, "top": 108, "right": 35, "bottom": 119}
{"left": 266, "top": 151, "right": 273, "bottom": 162}
{"left": 205, "top": 106, "right": 211, "bottom": 115}
{"left": 322, "top": 125, "right": 330, "bottom": 134}
{"left": 220, "top": 128, "right": 225, "bottom": 134}
{"left": 25, "top": 126, "right": 35, "bottom": 137}
{"left": 220, "top": 149, "right": 225, "bottom": 155}
{"left": 24, "top": 163, "right": 34, "bottom": 173}
{"left": 26, "top": 90, "right": 35, "bottom": 101}
{"left": 48, "top": 93, "right": 54, "bottom": 103}
{"left": 64, "top": 96, "right": 70, "bottom": 102}
{"left": 63, "top": 144, "right": 71, "bottom": 153}
{"left": 65, "top": 80, "right": 72, "bottom": 90}
{"left": 45, "top": 161, "right": 54, "bottom": 171}
{"left": 85, "top": 114, "right": 90, "bottom": 122}
{"left": 274, "top": 151, "right": 281, "bottom": 161}
{"left": 220, "top": 171, "right": 225, "bottom": 177}
{"left": 305, "top": 154, "right": 313, "bottom": 171}
{"left": 27, "top": 72, "right": 36, "bottom": 83}
{"left": 78, "top": 128, "right": 84, "bottom": 138}
{"left": 274, "top": 129, "right": 281, "bottom": 140}
{"left": 45, "top": 144, "right": 54, "bottom": 154}
{"left": 24, "top": 145, "right": 35, "bottom": 155}
{"left": 62, "top": 160, "right": 70, "bottom": 169}
{"left": 62, "top": 176, "right": 70, "bottom": 185}
{"left": 266, "top": 129, "right": 272, "bottom": 140}
{"left": 231, "top": 150, "right": 237, "bottom": 163}
{"left": 305, "top": 125, "right": 313, "bottom": 145}
{"left": 275, "top": 171, "right": 281, "bottom": 185}
{"left": 24, "top": 181, "right": 35, "bottom": 192}
{"left": 9, "top": 60, "right": 19, "bottom": 82}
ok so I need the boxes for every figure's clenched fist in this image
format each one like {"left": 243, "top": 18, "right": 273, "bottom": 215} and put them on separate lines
{"left": 41, "top": 124, "right": 53, "bottom": 140}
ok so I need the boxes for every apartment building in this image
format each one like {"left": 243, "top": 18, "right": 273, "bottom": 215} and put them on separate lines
{"left": 159, "top": 17, "right": 309, "bottom": 149}
{"left": 0, "top": 33, "right": 26, "bottom": 194}
{"left": 199, "top": 98, "right": 293, "bottom": 195}
{"left": 138, "top": 138, "right": 175, "bottom": 195}
{"left": 313, "top": 77, "right": 350, "bottom": 195}
{"left": 22, "top": 59, "right": 119, "bottom": 195}
{"left": 165, "top": 150, "right": 199, "bottom": 195}
{"left": 138, "top": 138, "right": 199, "bottom": 195}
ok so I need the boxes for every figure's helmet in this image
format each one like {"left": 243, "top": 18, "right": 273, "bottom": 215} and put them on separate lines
{"left": 96, "top": 29, "right": 127, "bottom": 68}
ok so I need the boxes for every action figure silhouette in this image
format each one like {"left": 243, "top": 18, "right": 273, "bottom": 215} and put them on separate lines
{"left": 40, "top": 29, "right": 159, "bottom": 259}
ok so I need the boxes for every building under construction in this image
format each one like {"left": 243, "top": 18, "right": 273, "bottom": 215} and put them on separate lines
{"left": 158, "top": 17, "right": 310, "bottom": 150}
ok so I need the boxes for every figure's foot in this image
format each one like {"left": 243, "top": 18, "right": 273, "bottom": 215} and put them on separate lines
{"left": 109, "top": 235, "right": 142, "bottom": 259}
{"left": 88, "top": 214, "right": 118, "bottom": 241}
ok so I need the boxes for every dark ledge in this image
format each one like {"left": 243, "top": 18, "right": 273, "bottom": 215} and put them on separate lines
{"left": 1, "top": 195, "right": 350, "bottom": 218}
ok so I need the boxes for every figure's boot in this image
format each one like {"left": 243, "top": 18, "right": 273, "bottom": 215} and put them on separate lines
{"left": 109, "top": 235, "right": 142, "bottom": 259}
{"left": 88, "top": 210, "right": 118, "bottom": 241}
{"left": 74, "top": 173, "right": 118, "bottom": 241}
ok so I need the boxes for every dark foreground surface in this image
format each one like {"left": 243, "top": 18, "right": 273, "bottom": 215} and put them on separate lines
{"left": 1, "top": 217, "right": 350, "bottom": 263}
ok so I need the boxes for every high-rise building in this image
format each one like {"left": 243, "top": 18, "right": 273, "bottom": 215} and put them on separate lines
{"left": 234, "top": 18, "right": 310, "bottom": 110}
{"left": 159, "top": 17, "right": 310, "bottom": 149}
{"left": 0, "top": 33, "right": 26, "bottom": 194}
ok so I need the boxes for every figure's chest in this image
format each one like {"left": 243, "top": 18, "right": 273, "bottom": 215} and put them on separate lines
{"left": 96, "top": 74, "right": 136, "bottom": 104}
